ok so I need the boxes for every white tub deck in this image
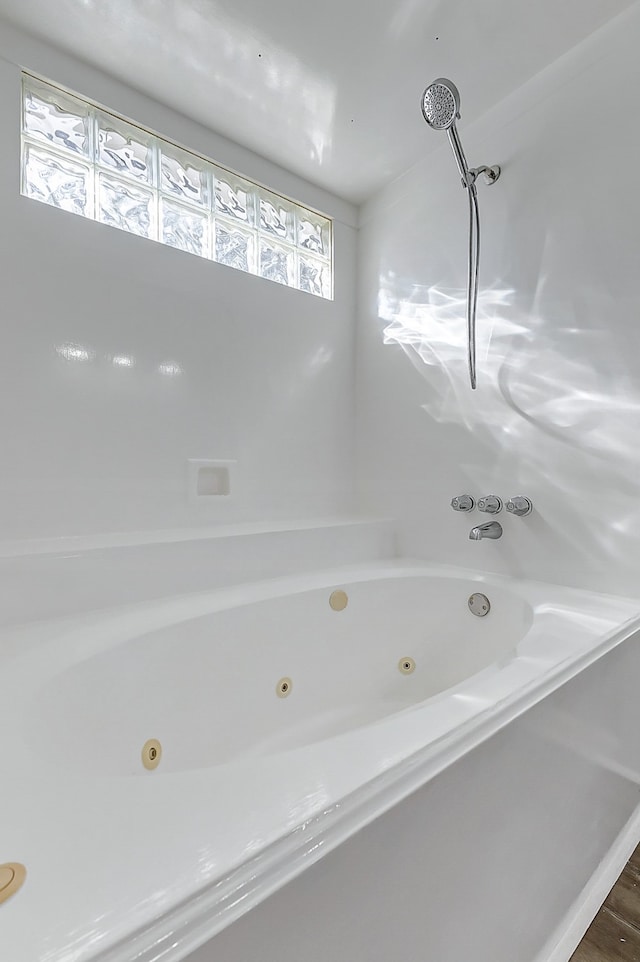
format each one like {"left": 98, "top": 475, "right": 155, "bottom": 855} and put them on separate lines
{"left": 1, "top": 560, "right": 639, "bottom": 962}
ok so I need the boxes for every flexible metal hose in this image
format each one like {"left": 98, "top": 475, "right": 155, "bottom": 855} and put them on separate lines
{"left": 466, "top": 181, "right": 480, "bottom": 390}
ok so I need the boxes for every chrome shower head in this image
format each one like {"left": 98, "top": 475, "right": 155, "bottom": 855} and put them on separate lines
{"left": 418, "top": 77, "right": 501, "bottom": 392}
{"left": 421, "top": 78, "right": 460, "bottom": 131}
{"left": 421, "top": 77, "right": 474, "bottom": 187}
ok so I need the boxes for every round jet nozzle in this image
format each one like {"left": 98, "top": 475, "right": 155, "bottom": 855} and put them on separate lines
{"left": 421, "top": 78, "right": 460, "bottom": 130}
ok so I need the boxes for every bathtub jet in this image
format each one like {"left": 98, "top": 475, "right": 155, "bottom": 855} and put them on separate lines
{"left": 469, "top": 521, "right": 503, "bottom": 540}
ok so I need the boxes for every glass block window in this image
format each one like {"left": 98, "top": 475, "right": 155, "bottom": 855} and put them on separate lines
{"left": 21, "top": 74, "right": 333, "bottom": 299}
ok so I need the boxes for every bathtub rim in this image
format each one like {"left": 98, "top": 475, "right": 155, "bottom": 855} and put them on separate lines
{"left": 33, "top": 562, "right": 639, "bottom": 962}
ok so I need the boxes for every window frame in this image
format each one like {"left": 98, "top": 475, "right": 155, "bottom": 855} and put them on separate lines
{"left": 20, "top": 72, "right": 334, "bottom": 299}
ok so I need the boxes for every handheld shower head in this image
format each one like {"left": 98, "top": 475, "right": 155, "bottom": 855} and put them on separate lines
{"left": 419, "top": 77, "right": 501, "bottom": 391}
{"left": 421, "top": 77, "right": 469, "bottom": 184}
{"left": 421, "top": 78, "right": 460, "bottom": 131}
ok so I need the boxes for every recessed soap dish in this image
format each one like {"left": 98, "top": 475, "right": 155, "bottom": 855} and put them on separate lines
{"left": 187, "top": 459, "right": 236, "bottom": 503}
{"left": 197, "top": 465, "right": 230, "bottom": 496}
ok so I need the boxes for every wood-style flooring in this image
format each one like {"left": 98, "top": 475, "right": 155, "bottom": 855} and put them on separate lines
{"left": 570, "top": 842, "right": 640, "bottom": 962}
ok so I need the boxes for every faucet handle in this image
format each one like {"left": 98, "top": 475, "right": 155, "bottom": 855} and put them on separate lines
{"left": 506, "top": 496, "right": 533, "bottom": 517}
{"left": 477, "top": 495, "right": 502, "bottom": 514}
{"left": 451, "top": 494, "right": 475, "bottom": 512}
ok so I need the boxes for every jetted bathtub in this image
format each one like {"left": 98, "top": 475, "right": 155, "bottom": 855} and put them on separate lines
{"left": 1, "top": 560, "right": 640, "bottom": 962}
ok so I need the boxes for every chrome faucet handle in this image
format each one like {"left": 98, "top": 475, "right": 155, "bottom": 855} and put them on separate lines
{"left": 477, "top": 495, "right": 502, "bottom": 514}
{"left": 451, "top": 494, "right": 475, "bottom": 512}
{"left": 506, "top": 496, "right": 533, "bottom": 517}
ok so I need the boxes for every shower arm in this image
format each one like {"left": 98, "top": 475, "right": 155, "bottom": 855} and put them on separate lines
{"left": 468, "top": 164, "right": 501, "bottom": 186}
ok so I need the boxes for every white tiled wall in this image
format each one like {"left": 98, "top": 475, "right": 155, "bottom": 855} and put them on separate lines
{"left": 0, "top": 20, "right": 358, "bottom": 541}
{"left": 356, "top": 3, "right": 640, "bottom": 597}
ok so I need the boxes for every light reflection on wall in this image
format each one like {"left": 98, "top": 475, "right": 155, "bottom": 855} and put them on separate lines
{"left": 157, "top": 361, "right": 183, "bottom": 377}
{"left": 379, "top": 275, "right": 525, "bottom": 428}
{"left": 111, "top": 354, "right": 135, "bottom": 369}
{"left": 54, "top": 344, "right": 182, "bottom": 377}
{"left": 376, "top": 269, "right": 640, "bottom": 568}
{"left": 32, "top": 0, "right": 337, "bottom": 170}
{"left": 180, "top": 0, "right": 336, "bottom": 166}
{"left": 55, "top": 342, "right": 96, "bottom": 363}
{"left": 378, "top": 273, "right": 640, "bottom": 449}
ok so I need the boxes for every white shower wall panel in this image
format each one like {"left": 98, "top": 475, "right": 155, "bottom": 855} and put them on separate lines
{"left": 0, "top": 20, "right": 358, "bottom": 541}
{"left": 355, "top": 2, "right": 640, "bottom": 597}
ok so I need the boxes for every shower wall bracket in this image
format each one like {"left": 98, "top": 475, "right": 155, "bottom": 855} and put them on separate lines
{"left": 468, "top": 164, "right": 501, "bottom": 187}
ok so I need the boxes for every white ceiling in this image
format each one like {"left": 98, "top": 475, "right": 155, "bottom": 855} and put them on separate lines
{"left": 0, "top": 0, "right": 635, "bottom": 203}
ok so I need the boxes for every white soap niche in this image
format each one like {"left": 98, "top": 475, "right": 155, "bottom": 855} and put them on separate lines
{"left": 187, "top": 459, "right": 236, "bottom": 506}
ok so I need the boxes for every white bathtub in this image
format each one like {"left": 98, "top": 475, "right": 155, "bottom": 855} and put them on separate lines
{"left": 1, "top": 560, "right": 640, "bottom": 962}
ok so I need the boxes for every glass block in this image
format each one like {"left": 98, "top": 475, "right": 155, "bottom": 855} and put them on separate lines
{"left": 97, "top": 112, "right": 153, "bottom": 183}
{"left": 98, "top": 173, "right": 153, "bottom": 237}
{"left": 298, "top": 255, "right": 331, "bottom": 298}
{"left": 214, "top": 172, "right": 252, "bottom": 224}
{"left": 23, "top": 79, "right": 89, "bottom": 157}
{"left": 297, "top": 212, "right": 330, "bottom": 258}
{"left": 258, "top": 191, "right": 294, "bottom": 242}
{"left": 259, "top": 239, "right": 294, "bottom": 287}
{"left": 23, "top": 144, "right": 89, "bottom": 215}
{"left": 215, "top": 221, "right": 255, "bottom": 273}
{"left": 161, "top": 146, "right": 208, "bottom": 207}
{"left": 161, "top": 199, "right": 209, "bottom": 256}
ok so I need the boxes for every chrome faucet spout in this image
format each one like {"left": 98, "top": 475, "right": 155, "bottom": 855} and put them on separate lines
{"left": 469, "top": 520, "right": 503, "bottom": 541}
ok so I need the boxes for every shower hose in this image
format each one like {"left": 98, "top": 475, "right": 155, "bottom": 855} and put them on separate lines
{"left": 466, "top": 180, "right": 480, "bottom": 390}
